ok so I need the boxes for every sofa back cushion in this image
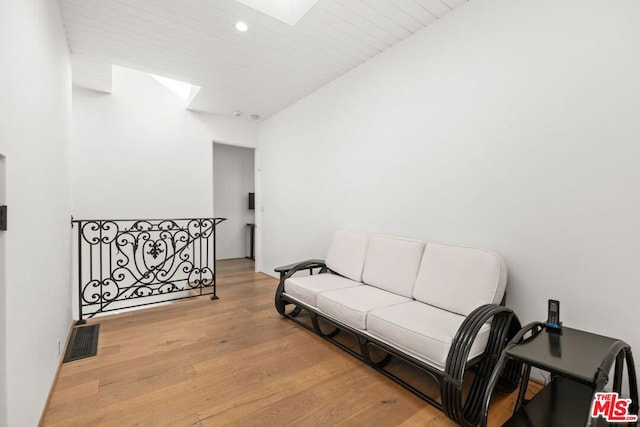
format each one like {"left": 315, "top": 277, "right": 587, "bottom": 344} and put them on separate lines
{"left": 413, "top": 243, "right": 507, "bottom": 316}
{"left": 362, "top": 234, "right": 425, "bottom": 298}
{"left": 325, "top": 230, "right": 370, "bottom": 282}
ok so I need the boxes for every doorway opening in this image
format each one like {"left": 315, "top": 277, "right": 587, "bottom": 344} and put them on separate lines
{"left": 212, "top": 143, "right": 256, "bottom": 265}
{"left": 0, "top": 154, "right": 6, "bottom": 423}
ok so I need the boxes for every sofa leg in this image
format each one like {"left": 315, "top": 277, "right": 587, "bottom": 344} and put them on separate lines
{"left": 362, "top": 341, "right": 394, "bottom": 368}
{"left": 274, "top": 293, "right": 286, "bottom": 316}
{"left": 359, "top": 337, "right": 370, "bottom": 365}
{"left": 374, "top": 353, "right": 393, "bottom": 369}
{"left": 312, "top": 315, "right": 340, "bottom": 338}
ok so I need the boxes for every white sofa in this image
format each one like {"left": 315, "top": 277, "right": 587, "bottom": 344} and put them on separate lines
{"left": 275, "top": 230, "right": 522, "bottom": 426}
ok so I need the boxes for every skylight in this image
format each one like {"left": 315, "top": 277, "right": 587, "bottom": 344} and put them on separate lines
{"left": 149, "top": 74, "right": 195, "bottom": 101}
{"left": 235, "top": 0, "right": 320, "bottom": 26}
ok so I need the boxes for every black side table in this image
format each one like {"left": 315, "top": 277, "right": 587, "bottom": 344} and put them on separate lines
{"left": 245, "top": 223, "right": 256, "bottom": 260}
{"left": 481, "top": 322, "right": 639, "bottom": 426}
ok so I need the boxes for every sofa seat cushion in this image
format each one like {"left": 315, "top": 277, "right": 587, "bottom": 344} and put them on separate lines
{"left": 316, "top": 285, "right": 411, "bottom": 330}
{"left": 284, "top": 273, "right": 362, "bottom": 307}
{"left": 367, "top": 301, "right": 491, "bottom": 371}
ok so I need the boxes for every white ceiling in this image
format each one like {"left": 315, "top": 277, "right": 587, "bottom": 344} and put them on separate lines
{"left": 60, "top": 0, "right": 468, "bottom": 120}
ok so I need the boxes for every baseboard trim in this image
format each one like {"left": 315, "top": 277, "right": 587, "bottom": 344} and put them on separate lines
{"left": 262, "top": 271, "right": 279, "bottom": 280}
{"left": 38, "top": 321, "right": 75, "bottom": 427}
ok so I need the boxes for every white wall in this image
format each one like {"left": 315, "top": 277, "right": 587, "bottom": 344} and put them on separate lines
{"left": 213, "top": 143, "right": 255, "bottom": 259}
{"left": 0, "top": 1, "right": 72, "bottom": 425}
{"left": 72, "top": 66, "right": 259, "bottom": 219}
{"left": 259, "top": 0, "right": 640, "bottom": 368}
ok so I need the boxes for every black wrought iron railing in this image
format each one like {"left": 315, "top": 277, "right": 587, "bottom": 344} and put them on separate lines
{"left": 72, "top": 217, "right": 226, "bottom": 321}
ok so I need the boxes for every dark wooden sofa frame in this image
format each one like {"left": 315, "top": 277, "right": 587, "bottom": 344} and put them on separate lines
{"left": 275, "top": 259, "right": 524, "bottom": 426}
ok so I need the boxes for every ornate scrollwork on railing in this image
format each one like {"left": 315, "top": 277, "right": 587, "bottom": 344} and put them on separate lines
{"left": 73, "top": 217, "right": 226, "bottom": 320}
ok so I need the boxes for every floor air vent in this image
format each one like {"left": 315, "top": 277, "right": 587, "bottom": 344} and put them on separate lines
{"left": 63, "top": 324, "right": 99, "bottom": 363}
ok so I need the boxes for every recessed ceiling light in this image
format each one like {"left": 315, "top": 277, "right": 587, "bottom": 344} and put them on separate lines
{"left": 235, "top": 21, "right": 248, "bottom": 32}
{"left": 233, "top": 111, "right": 243, "bottom": 117}
{"left": 251, "top": 114, "right": 261, "bottom": 120}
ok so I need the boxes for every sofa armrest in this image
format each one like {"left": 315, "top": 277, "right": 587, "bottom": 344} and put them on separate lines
{"left": 274, "top": 259, "right": 327, "bottom": 316}
{"left": 274, "top": 259, "right": 326, "bottom": 281}
{"left": 477, "top": 321, "right": 545, "bottom": 427}
{"left": 275, "top": 258, "right": 325, "bottom": 274}
{"left": 442, "top": 304, "right": 522, "bottom": 425}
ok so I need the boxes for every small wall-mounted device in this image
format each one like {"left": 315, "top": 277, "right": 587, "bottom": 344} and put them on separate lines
{"left": 248, "top": 192, "right": 255, "bottom": 210}
{"left": 0, "top": 205, "right": 6, "bottom": 231}
{"left": 546, "top": 299, "right": 562, "bottom": 330}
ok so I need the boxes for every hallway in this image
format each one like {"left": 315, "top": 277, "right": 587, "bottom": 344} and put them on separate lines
{"left": 43, "top": 259, "right": 537, "bottom": 426}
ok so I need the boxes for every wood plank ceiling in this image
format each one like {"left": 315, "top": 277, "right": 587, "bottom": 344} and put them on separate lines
{"left": 60, "top": 0, "right": 468, "bottom": 120}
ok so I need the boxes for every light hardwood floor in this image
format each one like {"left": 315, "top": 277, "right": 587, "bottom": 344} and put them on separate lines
{"left": 42, "top": 258, "right": 539, "bottom": 426}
